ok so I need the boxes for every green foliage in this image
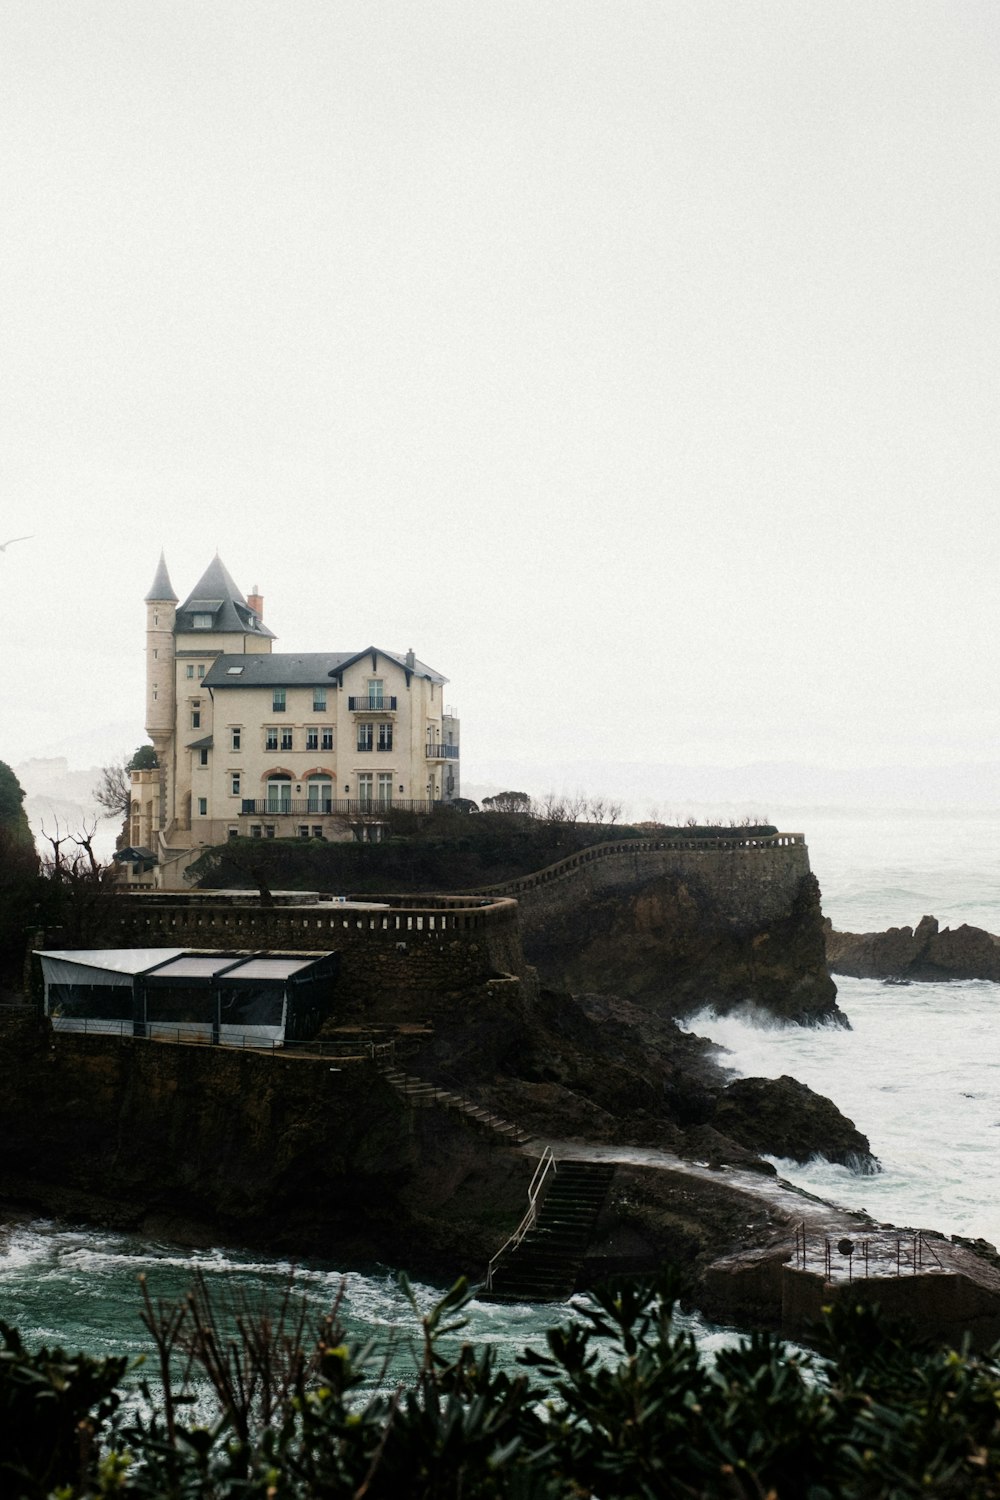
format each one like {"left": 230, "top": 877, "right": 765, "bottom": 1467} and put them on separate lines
{"left": 4, "top": 1272, "right": 1000, "bottom": 1497}
{"left": 0, "top": 1320, "right": 126, "bottom": 1498}
{"left": 0, "top": 759, "right": 32, "bottom": 845}
{"left": 127, "top": 745, "right": 159, "bottom": 772}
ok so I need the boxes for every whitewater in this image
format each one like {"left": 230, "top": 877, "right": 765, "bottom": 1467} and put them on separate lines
{"left": 1, "top": 809, "right": 998, "bottom": 1365}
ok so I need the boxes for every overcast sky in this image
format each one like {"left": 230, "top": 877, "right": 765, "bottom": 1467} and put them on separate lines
{"left": 2, "top": 2, "right": 998, "bottom": 797}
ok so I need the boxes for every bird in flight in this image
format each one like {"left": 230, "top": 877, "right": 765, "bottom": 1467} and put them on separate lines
{"left": 0, "top": 535, "right": 33, "bottom": 552}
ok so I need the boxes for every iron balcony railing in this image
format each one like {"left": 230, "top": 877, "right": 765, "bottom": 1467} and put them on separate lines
{"left": 348, "top": 695, "right": 397, "bottom": 711}
{"left": 426, "top": 744, "right": 460, "bottom": 759}
{"left": 240, "top": 797, "right": 433, "bottom": 817}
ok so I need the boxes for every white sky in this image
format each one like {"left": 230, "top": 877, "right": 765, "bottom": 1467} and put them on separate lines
{"left": 2, "top": 2, "right": 999, "bottom": 788}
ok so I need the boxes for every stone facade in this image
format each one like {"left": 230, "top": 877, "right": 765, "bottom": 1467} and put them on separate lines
{"left": 133, "top": 554, "right": 460, "bottom": 887}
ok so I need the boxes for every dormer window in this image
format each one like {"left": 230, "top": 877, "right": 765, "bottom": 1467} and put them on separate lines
{"left": 192, "top": 613, "right": 213, "bottom": 629}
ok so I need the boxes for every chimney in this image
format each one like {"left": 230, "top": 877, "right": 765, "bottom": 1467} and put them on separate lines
{"left": 405, "top": 648, "right": 415, "bottom": 669}
{"left": 247, "top": 585, "right": 264, "bottom": 621}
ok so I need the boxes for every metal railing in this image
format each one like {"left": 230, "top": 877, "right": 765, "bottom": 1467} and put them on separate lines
{"left": 486, "top": 1147, "right": 557, "bottom": 1289}
{"left": 425, "top": 744, "right": 460, "bottom": 759}
{"left": 348, "top": 696, "right": 397, "bottom": 712}
{"left": 239, "top": 797, "right": 433, "bottom": 817}
{"left": 48, "top": 1016, "right": 397, "bottom": 1061}
{"left": 793, "top": 1222, "right": 947, "bottom": 1282}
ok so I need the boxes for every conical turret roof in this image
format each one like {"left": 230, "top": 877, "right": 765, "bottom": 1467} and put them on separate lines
{"left": 144, "top": 551, "right": 178, "bottom": 603}
{"left": 175, "top": 554, "right": 275, "bottom": 638}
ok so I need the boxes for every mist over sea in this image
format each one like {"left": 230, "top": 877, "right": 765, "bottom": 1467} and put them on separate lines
{"left": 2, "top": 809, "right": 999, "bottom": 1365}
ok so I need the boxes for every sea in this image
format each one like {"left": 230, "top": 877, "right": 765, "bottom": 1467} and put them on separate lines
{"left": 3, "top": 809, "right": 999, "bottom": 1387}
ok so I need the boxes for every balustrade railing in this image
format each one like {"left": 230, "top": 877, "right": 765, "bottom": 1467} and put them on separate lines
{"left": 348, "top": 696, "right": 397, "bottom": 711}
{"left": 239, "top": 797, "right": 433, "bottom": 817}
{"left": 425, "top": 744, "right": 460, "bottom": 759}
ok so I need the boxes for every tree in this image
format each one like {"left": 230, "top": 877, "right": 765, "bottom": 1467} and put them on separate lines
{"left": 93, "top": 745, "right": 158, "bottom": 821}
{"left": 0, "top": 760, "right": 32, "bottom": 847}
{"left": 481, "top": 790, "right": 532, "bottom": 815}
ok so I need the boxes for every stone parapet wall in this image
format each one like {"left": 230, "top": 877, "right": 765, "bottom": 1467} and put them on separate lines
{"left": 109, "top": 894, "right": 525, "bottom": 1005}
{"left": 478, "top": 835, "right": 811, "bottom": 933}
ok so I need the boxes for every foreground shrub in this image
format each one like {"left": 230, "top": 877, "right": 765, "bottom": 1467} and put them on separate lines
{"left": 3, "top": 1270, "right": 1000, "bottom": 1497}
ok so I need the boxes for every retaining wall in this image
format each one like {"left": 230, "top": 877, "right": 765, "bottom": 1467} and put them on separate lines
{"left": 479, "top": 834, "right": 811, "bottom": 934}
{"left": 108, "top": 894, "right": 525, "bottom": 1006}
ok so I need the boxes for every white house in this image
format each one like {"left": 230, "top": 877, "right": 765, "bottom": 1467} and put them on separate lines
{"left": 131, "top": 553, "right": 460, "bottom": 885}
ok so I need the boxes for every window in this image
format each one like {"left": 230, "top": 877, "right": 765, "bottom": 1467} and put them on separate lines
{"left": 311, "top": 825, "right": 323, "bottom": 839}
{"left": 250, "top": 824, "right": 262, "bottom": 839}
{"left": 280, "top": 728, "right": 293, "bottom": 751}
{"left": 186, "top": 665, "right": 194, "bottom": 679}
{"left": 231, "top": 727, "right": 241, "bottom": 751}
{"left": 357, "top": 773, "right": 373, "bottom": 806}
{"left": 357, "top": 723, "right": 373, "bottom": 752}
{"left": 266, "top": 776, "right": 291, "bottom": 813}
{"left": 231, "top": 773, "right": 241, "bottom": 797}
{"left": 264, "top": 825, "right": 275, "bottom": 839}
{"left": 265, "top": 728, "right": 278, "bottom": 751}
{"left": 377, "top": 723, "right": 393, "bottom": 752}
{"left": 199, "top": 748, "right": 209, "bottom": 767}
{"left": 307, "top": 775, "right": 332, "bottom": 813}
{"left": 321, "top": 727, "right": 333, "bottom": 751}
{"left": 192, "top": 613, "right": 213, "bottom": 629}
{"left": 313, "top": 688, "right": 327, "bottom": 712}
{"left": 273, "top": 688, "right": 286, "bottom": 712}
{"left": 377, "top": 773, "right": 393, "bottom": 804}
{"left": 306, "top": 728, "right": 319, "bottom": 751}
{"left": 298, "top": 825, "right": 309, "bottom": 839}
{"left": 368, "top": 679, "right": 384, "bottom": 706}
{"left": 191, "top": 708, "right": 201, "bottom": 729}
{"left": 197, "top": 664, "right": 205, "bottom": 679}
{"left": 198, "top": 797, "right": 207, "bottom": 816}
{"left": 228, "top": 827, "right": 238, "bottom": 841}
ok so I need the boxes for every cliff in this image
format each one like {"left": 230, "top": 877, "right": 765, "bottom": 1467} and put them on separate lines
{"left": 492, "top": 838, "right": 840, "bottom": 1024}
{"left": 826, "top": 914, "right": 1000, "bottom": 983}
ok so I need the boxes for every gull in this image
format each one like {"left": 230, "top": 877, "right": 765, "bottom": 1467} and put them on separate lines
{"left": 0, "top": 535, "right": 33, "bottom": 552}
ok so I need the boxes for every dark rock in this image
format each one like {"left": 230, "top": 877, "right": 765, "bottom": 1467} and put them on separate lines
{"left": 710, "top": 1074, "right": 879, "bottom": 1172}
{"left": 523, "top": 870, "right": 843, "bottom": 1025}
{"left": 826, "top": 914, "right": 1000, "bottom": 983}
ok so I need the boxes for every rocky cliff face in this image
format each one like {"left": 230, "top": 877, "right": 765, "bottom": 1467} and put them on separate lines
{"left": 520, "top": 870, "right": 841, "bottom": 1025}
{"left": 826, "top": 914, "right": 1000, "bottom": 983}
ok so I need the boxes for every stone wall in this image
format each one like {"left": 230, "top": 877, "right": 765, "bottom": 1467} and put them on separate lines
{"left": 106, "top": 893, "right": 526, "bottom": 1015}
{"left": 484, "top": 834, "right": 810, "bottom": 937}
{"left": 0, "top": 1010, "right": 530, "bottom": 1271}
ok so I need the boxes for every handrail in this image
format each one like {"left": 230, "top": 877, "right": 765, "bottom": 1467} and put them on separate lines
{"left": 486, "top": 1147, "right": 557, "bottom": 1289}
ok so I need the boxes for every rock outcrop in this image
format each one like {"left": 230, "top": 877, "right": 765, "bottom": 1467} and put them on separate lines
{"left": 520, "top": 870, "right": 841, "bottom": 1025}
{"left": 826, "top": 914, "right": 1000, "bottom": 983}
{"left": 710, "top": 1074, "right": 879, "bottom": 1172}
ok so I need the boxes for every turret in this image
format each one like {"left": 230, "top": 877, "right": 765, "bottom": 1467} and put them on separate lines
{"left": 145, "top": 552, "right": 178, "bottom": 745}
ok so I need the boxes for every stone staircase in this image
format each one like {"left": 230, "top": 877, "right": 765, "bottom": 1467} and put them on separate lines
{"left": 379, "top": 1065, "right": 532, "bottom": 1146}
{"left": 484, "top": 1159, "right": 617, "bottom": 1303}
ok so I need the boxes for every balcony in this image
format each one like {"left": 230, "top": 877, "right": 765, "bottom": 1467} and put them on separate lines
{"left": 241, "top": 797, "right": 432, "bottom": 817}
{"left": 426, "top": 743, "right": 460, "bottom": 760}
{"left": 349, "top": 695, "right": 397, "bottom": 712}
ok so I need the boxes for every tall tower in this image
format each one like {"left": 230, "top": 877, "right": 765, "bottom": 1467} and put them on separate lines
{"left": 145, "top": 552, "right": 178, "bottom": 831}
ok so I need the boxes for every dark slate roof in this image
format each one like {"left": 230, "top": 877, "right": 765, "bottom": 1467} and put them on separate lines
{"left": 144, "top": 552, "right": 178, "bottom": 603}
{"left": 187, "top": 735, "right": 214, "bottom": 749}
{"left": 204, "top": 647, "right": 446, "bottom": 689}
{"left": 204, "top": 653, "right": 353, "bottom": 688}
{"left": 174, "top": 555, "right": 275, "bottom": 639}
